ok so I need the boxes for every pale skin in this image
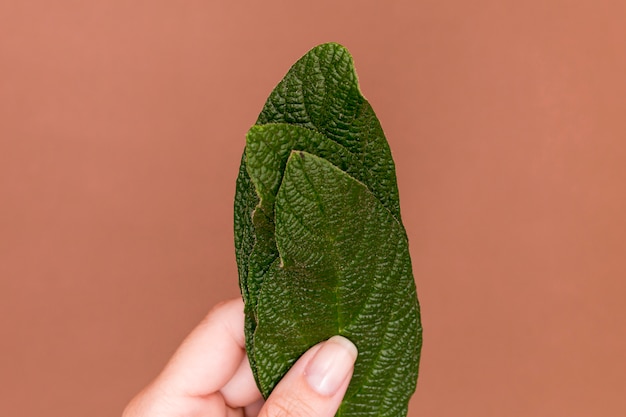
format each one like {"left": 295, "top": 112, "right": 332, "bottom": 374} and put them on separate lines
{"left": 123, "top": 298, "right": 358, "bottom": 417}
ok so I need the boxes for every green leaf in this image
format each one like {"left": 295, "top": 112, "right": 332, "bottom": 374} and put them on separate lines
{"left": 234, "top": 43, "right": 421, "bottom": 416}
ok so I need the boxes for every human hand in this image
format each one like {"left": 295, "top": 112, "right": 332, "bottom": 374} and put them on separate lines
{"left": 123, "top": 297, "right": 358, "bottom": 417}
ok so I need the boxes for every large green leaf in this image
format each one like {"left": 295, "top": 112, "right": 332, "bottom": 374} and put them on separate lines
{"left": 234, "top": 43, "right": 421, "bottom": 416}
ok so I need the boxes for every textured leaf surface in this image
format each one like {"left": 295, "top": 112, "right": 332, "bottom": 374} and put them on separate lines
{"left": 234, "top": 43, "right": 421, "bottom": 416}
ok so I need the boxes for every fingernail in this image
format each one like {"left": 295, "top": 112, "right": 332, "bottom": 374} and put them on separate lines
{"left": 304, "top": 336, "right": 358, "bottom": 396}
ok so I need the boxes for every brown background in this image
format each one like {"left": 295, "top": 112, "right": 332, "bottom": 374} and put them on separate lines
{"left": 1, "top": 1, "right": 625, "bottom": 416}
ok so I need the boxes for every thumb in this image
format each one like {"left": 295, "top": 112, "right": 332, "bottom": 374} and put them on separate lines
{"left": 258, "top": 336, "right": 358, "bottom": 417}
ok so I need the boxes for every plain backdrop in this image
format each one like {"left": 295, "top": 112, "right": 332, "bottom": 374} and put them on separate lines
{"left": 1, "top": 1, "right": 625, "bottom": 416}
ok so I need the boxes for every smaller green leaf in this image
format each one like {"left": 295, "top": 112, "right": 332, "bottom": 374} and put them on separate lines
{"left": 253, "top": 151, "right": 421, "bottom": 416}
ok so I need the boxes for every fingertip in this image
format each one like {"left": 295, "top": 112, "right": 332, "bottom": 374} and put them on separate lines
{"left": 304, "top": 336, "right": 358, "bottom": 396}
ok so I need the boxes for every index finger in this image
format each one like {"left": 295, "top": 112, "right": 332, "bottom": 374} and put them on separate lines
{"left": 156, "top": 297, "right": 247, "bottom": 397}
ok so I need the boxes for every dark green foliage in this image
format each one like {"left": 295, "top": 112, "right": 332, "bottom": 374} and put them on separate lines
{"left": 234, "top": 43, "right": 421, "bottom": 416}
